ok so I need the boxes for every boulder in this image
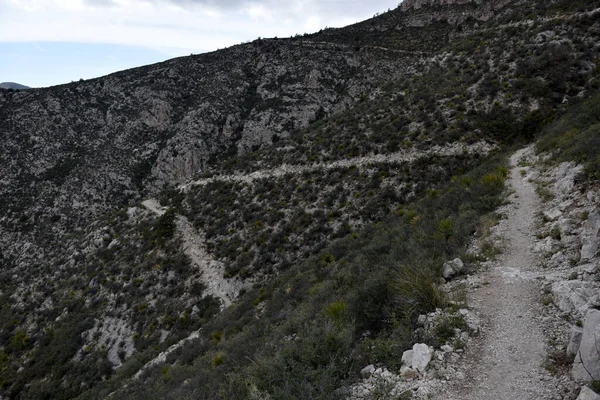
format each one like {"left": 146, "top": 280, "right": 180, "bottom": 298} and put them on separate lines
{"left": 360, "top": 364, "right": 375, "bottom": 377}
{"left": 567, "top": 325, "right": 584, "bottom": 358}
{"left": 543, "top": 208, "right": 563, "bottom": 222}
{"left": 560, "top": 218, "right": 578, "bottom": 237}
{"left": 581, "top": 211, "right": 600, "bottom": 262}
{"left": 573, "top": 309, "right": 600, "bottom": 381}
{"left": 551, "top": 280, "right": 597, "bottom": 316}
{"left": 582, "top": 263, "right": 599, "bottom": 275}
{"left": 535, "top": 237, "right": 560, "bottom": 256}
{"left": 441, "top": 344, "right": 454, "bottom": 353}
{"left": 442, "top": 258, "right": 465, "bottom": 279}
{"left": 577, "top": 387, "right": 600, "bottom": 400}
{"left": 553, "top": 162, "right": 584, "bottom": 195}
{"left": 559, "top": 199, "right": 575, "bottom": 212}
{"left": 412, "top": 343, "right": 433, "bottom": 373}
{"left": 401, "top": 349, "right": 413, "bottom": 367}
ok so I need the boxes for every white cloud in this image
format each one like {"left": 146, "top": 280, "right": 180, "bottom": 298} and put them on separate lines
{"left": 0, "top": 0, "right": 400, "bottom": 54}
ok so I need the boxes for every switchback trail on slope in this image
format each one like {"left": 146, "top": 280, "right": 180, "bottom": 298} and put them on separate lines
{"left": 436, "top": 148, "right": 561, "bottom": 400}
{"left": 141, "top": 199, "right": 249, "bottom": 309}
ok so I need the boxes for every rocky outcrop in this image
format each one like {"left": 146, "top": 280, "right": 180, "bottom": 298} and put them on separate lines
{"left": 581, "top": 211, "right": 600, "bottom": 262}
{"left": 568, "top": 325, "right": 585, "bottom": 358}
{"left": 573, "top": 309, "right": 600, "bottom": 382}
{"left": 577, "top": 387, "right": 600, "bottom": 400}
{"left": 553, "top": 162, "right": 584, "bottom": 195}
{"left": 401, "top": 0, "right": 475, "bottom": 11}
{"left": 551, "top": 280, "right": 599, "bottom": 318}
{"left": 400, "top": 0, "right": 513, "bottom": 26}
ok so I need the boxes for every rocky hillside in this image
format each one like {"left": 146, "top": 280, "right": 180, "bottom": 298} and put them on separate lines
{"left": 1, "top": 0, "right": 600, "bottom": 399}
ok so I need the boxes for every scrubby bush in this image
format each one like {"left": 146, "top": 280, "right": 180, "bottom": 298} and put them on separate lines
{"left": 536, "top": 91, "right": 600, "bottom": 180}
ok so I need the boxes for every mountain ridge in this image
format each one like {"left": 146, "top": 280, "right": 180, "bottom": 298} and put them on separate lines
{"left": 0, "top": 82, "right": 29, "bottom": 90}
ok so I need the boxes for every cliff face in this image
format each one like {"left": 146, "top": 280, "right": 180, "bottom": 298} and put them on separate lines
{"left": 0, "top": 40, "right": 403, "bottom": 234}
{"left": 400, "top": 0, "right": 514, "bottom": 26}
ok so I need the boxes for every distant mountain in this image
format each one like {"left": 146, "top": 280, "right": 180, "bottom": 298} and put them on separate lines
{"left": 0, "top": 82, "right": 30, "bottom": 90}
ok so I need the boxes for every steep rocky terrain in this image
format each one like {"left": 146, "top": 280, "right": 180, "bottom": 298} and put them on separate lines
{"left": 1, "top": 0, "right": 600, "bottom": 398}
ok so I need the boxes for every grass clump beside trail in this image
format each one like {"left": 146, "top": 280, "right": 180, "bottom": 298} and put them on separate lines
{"left": 536, "top": 91, "right": 600, "bottom": 181}
{"left": 83, "top": 154, "right": 509, "bottom": 400}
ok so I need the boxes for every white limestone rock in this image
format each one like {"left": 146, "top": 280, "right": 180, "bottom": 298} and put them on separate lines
{"left": 567, "top": 325, "right": 584, "bottom": 358}
{"left": 411, "top": 343, "right": 434, "bottom": 373}
{"left": 401, "top": 349, "right": 414, "bottom": 367}
{"left": 360, "top": 364, "right": 375, "bottom": 377}
{"left": 552, "top": 280, "right": 597, "bottom": 317}
{"left": 573, "top": 309, "right": 600, "bottom": 381}
{"left": 543, "top": 208, "right": 562, "bottom": 222}
{"left": 577, "top": 387, "right": 600, "bottom": 400}
{"left": 442, "top": 258, "right": 465, "bottom": 279}
{"left": 581, "top": 211, "right": 600, "bottom": 262}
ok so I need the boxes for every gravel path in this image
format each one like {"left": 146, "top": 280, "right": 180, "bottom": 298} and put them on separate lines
{"left": 142, "top": 199, "right": 249, "bottom": 309}
{"left": 176, "top": 216, "right": 249, "bottom": 309}
{"left": 437, "top": 148, "right": 560, "bottom": 399}
{"left": 180, "top": 141, "right": 495, "bottom": 190}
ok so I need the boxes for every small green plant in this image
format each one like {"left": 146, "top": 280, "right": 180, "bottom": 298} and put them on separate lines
{"left": 435, "top": 218, "right": 455, "bottom": 242}
{"left": 212, "top": 353, "right": 225, "bottom": 367}
{"left": 155, "top": 207, "right": 177, "bottom": 241}
{"left": 253, "top": 288, "right": 266, "bottom": 306}
{"left": 160, "top": 365, "right": 173, "bottom": 383}
{"left": 481, "top": 240, "right": 502, "bottom": 259}
{"left": 434, "top": 314, "right": 468, "bottom": 345}
{"left": 550, "top": 226, "right": 562, "bottom": 240}
{"left": 569, "top": 271, "right": 579, "bottom": 280}
{"left": 544, "top": 349, "right": 573, "bottom": 375}
{"left": 394, "top": 265, "right": 446, "bottom": 317}
{"left": 540, "top": 294, "right": 553, "bottom": 306}
{"left": 324, "top": 300, "right": 347, "bottom": 324}
{"left": 535, "top": 185, "right": 555, "bottom": 202}
{"left": 211, "top": 331, "right": 224, "bottom": 344}
{"left": 453, "top": 337, "right": 466, "bottom": 350}
{"left": 481, "top": 172, "right": 506, "bottom": 190}
{"left": 320, "top": 253, "right": 336, "bottom": 266}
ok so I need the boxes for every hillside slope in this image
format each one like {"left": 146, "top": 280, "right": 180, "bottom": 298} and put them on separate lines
{"left": 1, "top": 0, "right": 600, "bottom": 398}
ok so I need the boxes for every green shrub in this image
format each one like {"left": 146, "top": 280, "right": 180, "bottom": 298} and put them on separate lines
{"left": 212, "top": 353, "right": 225, "bottom": 367}
{"left": 155, "top": 208, "right": 176, "bottom": 241}
{"left": 433, "top": 314, "right": 468, "bottom": 345}
{"left": 324, "top": 300, "right": 347, "bottom": 324}
{"left": 320, "top": 253, "right": 336, "bottom": 266}
{"left": 536, "top": 92, "right": 600, "bottom": 181}
{"left": 393, "top": 264, "right": 445, "bottom": 317}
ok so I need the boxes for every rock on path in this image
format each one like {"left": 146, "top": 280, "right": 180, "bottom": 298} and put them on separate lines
{"left": 436, "top": 148, "right": 562, "bottom": 400}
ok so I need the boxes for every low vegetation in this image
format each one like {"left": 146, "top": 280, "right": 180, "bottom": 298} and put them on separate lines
{"left": 85, "top": 153, "right": 509, "bottom": 399}
{"left": 537, "top": 91, "right": 600, "bottom": 181}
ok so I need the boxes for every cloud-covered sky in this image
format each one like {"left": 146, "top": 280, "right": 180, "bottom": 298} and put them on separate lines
{"left": 0, "top": 0, "right": 400, "bottom": 87}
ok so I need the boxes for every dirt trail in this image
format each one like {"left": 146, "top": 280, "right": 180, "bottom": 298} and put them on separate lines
{"left": 176, "top": 216, "right": 248, "bottom": 309}
{"left": 141, "top": 199, "right": 249, "bottom": 309}
{"left": 180, "top": 141, "right": 494, "bottom": 190}
{"left": 438, "top": 148, "right": 559, "bottom": 399}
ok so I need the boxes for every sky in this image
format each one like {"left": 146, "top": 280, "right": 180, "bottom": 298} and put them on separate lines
{"left": 0, "top": 0, "right": 401, "bottom": 88}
